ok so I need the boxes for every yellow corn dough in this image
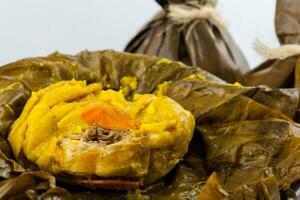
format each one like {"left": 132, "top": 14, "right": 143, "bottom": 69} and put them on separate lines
{"left": 8, "top": 80, "right": 195, "bottom": 184}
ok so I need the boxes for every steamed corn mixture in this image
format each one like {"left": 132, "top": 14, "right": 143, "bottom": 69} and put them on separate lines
{"left": 8, "top": 80, "right": 195, "bottom": 184}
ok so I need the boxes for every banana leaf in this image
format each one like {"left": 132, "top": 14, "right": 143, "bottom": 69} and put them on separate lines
{"left": 124, "top": 0, "right": 249, "bottom": 83}
{"left": 155, "top": 0, "right": 215, "bottom": 8}
{"left": 0, "top": 50, "right": 299, "bottom": 199}
{"left": 242, "top": 0, "right": 300, "bottom": 89}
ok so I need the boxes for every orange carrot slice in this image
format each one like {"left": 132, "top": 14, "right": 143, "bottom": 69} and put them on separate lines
{"left": 82, "top": 104, "right": 140, "bottom": 130}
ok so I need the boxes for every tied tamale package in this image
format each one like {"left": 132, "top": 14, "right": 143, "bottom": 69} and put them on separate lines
{"left": 242, "top": 0, "right": 300, "bottom": 89}
{"left": 125, "top": 0, "right": 249, "bottom": 83}
{"left": 0, "top": 50, "right": 300, "bottom": 199}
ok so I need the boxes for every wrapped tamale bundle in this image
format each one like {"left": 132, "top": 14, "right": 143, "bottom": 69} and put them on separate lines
{"left": 0, "top": 50, "right": 300, "bottom": 199}
{"left": 125, "top": 0, "right": 249, "bottom": 83}
{"left": 242, "top": 0, "right": 300, "bottom": 88}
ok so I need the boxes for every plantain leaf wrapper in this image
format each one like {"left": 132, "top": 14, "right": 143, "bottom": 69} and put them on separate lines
{"left": 124, "top": 0, "right": 249, "bottom": 83}
{"left": 242, "top": 0, "right": 300, "bottom": 99}
{"left": 241, "top": 0, "right": 300, "bottom": 125}
{"left": 0, "top": 50, "right": 300, "bottom": 199}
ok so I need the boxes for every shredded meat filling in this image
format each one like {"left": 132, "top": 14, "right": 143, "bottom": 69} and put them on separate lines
{"left": 82, "top": 125, "right": 132, "bottom": 145}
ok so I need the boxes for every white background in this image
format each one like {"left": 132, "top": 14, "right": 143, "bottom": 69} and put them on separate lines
{"left": 0, "top": 0, "right": 278, "bottom": 68}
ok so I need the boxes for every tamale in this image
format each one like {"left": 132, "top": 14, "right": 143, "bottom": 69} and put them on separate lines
{"left": 241, "top": 0, "right": 300, "bottom": 125}
{"left": 242, "top": 0, "right": 300, "bottom": 89}
{"left": 8, "top": 80, "right": 195, "bottom": 187}
{"left": 125, "top": 0, "right": 249, "bottom": 83}
{"left": 0, "top": 50, "right": 300, "bottom": 199}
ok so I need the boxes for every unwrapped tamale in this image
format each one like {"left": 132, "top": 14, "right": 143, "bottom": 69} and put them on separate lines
{"left": 125, "top": 0, "right": 249, "bottom": 83}
{"left": 0, "top": 50, "right": 300, "bottom": 199}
